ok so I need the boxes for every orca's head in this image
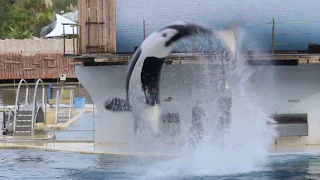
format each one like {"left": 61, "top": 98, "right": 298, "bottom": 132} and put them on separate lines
{"left": 140, "top": 22, "right": 212, "bottom": 58}
{"left": 160, "top": 22, "right": 213, "bottom": 47}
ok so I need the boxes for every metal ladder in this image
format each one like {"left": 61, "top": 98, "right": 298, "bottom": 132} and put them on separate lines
{"left": 14, "top": 105, "right": 34, "bottom": 136}
{"left": 1, "top": 79, "right": 47, "bottom": 137}
{"left": 54, "top": 87, "right": 74, "bottom": 124}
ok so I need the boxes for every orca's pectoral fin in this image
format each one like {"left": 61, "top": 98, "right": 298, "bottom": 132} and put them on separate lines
{"left": 104, "top": 97, "right": 132, "bottom": 112}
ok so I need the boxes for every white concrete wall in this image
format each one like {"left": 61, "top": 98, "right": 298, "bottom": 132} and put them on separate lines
{"left": 247, "top": 64, "right": 320, "bottom": 146}
{"left": 75, "top": 63, "right": 320, "bottom": 147}
{"left": 75, "top": 64, "right": 224, "bottom": 146}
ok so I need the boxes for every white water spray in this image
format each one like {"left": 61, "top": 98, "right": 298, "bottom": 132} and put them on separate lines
{"left": 138, "top": 26, "right": 278, "bottom": 178}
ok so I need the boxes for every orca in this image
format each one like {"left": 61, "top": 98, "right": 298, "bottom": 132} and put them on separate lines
{"left": 104, "top": 22, "right": 238, "bottom": 135}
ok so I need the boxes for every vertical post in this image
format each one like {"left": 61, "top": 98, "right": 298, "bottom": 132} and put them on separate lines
{"left": 96, "top": 8, "right": 100, "bottom": 54}
{"left": 143, "top": 19, "right": 146, "bottom": 40}
{"left": 272, "top": 17, "right": 275, "bottom": 54}
{"left": 55, "top": 90, "right": 59, "bottom": 124}
{"left": 25, "top": 87, "right": 29, "bottom": 105}
{"left": 68, "top": 90, "right": 73, "bottom": 121}
{"left": 72, "top": 26, "right": 75, "bottom": 55}
{"left": 63, "top": 25, "right": 66, "bottom": 55}
{"left": 192, "top": 19, "right": 195, "bottom": 56}
{"left": 43, "top": 87, "right": 47, "bottom": 125}
{"left": 92, "top": 103, "right": 95, "bottom": 145}
{"left": 77, "top": 26, "right": 80, "bottom": 55}
{"left": 42, "top": 87, "right": 45, "bottom": 109}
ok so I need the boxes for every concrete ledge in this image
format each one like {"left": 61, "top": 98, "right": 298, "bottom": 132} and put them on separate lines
{"left": 2, "top": 142, "right": 320, "bottom": 157}
{"left": 35, "top": 109, "right": 86, "bottom": 131}
{"left": 0, "top": 143, "right": 178, "bottom": 157}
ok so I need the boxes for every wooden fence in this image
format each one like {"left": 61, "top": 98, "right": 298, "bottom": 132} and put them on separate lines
{"left": 0, "top": 39, "right": 77, "bottom": 56}
{"left": 0, "top": 53, "right": 82, "bottom": 80}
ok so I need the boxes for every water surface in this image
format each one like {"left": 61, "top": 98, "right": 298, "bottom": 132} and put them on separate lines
{"left": 1, "top": 149, "right": 320, "bottom": 180}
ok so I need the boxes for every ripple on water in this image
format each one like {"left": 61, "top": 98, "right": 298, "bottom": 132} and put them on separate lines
{"left": 1, "top": 149, "right": 320, "bottom": 179}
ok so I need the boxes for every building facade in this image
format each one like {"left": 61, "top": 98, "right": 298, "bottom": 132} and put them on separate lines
{"left": 116, "top": 0, "right": 320, "bottom": 53}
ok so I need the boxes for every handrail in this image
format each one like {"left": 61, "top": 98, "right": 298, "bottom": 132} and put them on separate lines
{"left": 13, "top": 79, "right": 29, "bottom": 134}
{"left": 55, "top": 90, "right": 59, "bottom": 124}
{"left": 54, "top": 88, "right": 74, "bottom": 124}
{"left": 68, "top": 90, "right": 73, "bottom": 120}
{"left": 31, "top": 79, "right": 46, "bottom": 136}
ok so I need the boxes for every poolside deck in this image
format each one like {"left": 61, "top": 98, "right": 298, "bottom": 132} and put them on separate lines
{"left": 0, "top": 105, "right": 95, "bottom": 142}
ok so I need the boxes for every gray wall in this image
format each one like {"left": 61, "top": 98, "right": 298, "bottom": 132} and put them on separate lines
{"left": 76, "top": 63, "right": 320, "bottom": 147}
{"left": 116, "top": 0, "right": 320, "bottom": 52}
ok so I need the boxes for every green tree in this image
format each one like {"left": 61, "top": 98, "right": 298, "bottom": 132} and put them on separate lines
{"left": 0, "top": 0, "right": 77, "bottom": 39}
{"left": 52, "top": 0, "right": 77, "bottom": 13}
{"left": 1, "top": 5, "right": 35, "bottom": 39}
{"left": 0, "top": 0, "right": 16, "bottom": 38}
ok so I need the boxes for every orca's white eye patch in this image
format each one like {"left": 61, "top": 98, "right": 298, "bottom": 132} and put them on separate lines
{"left": 159, "top": 29, "right": 178, "bottom": 39}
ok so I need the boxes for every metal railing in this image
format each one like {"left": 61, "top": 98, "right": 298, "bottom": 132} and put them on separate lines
{"left": 13, "top": 79, "right": 29, "bottom": 133}
{"left": 54, "top": 88, "right": 74, "bottom": 124}
{"left": 31, "top": 79, "right": 47, "bottom": 136}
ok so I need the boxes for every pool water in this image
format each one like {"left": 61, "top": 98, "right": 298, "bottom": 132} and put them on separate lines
{"left": 1, "top": 149, "right": 320, "bottom": 179}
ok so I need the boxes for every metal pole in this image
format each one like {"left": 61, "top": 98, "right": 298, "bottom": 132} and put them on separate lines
{"left": 55, "top": 90, "right": 59, "bottom": 124}
{"left": 192, "top": 19, "right": 195, "bottom": 56}
{"left": 96, "top": 8, "right": 100, "bottom": 54}
{"left": 272, "top": 17, "right": 275, "bottom": 54}
{"left": 43, "top": 87, "right": 47, "bottom": 125}
{"left": 25, "top": 86, "right": 29, "bottom": 105}
{"left": 77, "top": 26, "right": 79, "bottom": 55}
{"left": 72, "top": 26, "right": 75, "bottom": 55}
{"left": 63, "top": 25, "right": 66, "bottom": 55}
{"left": 68, "top": 90, "right": 73, "bottom": 121}
{"left": 143, "top": 19, "right": 146, "bottom": 40}
{"left": 92, "top": 103, "right": 95, "bottom": 145}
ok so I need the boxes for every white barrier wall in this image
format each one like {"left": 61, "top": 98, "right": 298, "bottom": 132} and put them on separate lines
{"left": 248, "top": 64, "right": 320, "bottom": 146}
{"left": 76, "top": 63, "right": 320, "bottom": 147}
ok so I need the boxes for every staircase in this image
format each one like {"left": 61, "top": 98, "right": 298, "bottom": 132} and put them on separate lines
{"left": 54, "top": 87, "right": 74, "bottom": 124}
{"left": 57, "top": 109, "right": 72, "bottom": 123}
{"left": 1, "top": 79, "right": 47, "bottom": 137}
{"left": 13, "top": 105, "right": 34, "bottom": 136}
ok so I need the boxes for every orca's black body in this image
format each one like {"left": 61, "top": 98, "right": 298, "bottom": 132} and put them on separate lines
{"left": 104, "top": 22, "right": 213, "bottom": 112}
{"left": 103, "top": 21, "right": 238, "bottom": 134}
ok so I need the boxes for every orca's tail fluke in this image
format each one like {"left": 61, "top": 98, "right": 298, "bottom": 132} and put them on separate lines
{"left": 104, "top": 97, "right": 132, "bottom": 112}
{"left": 214, "top": 24, "right": 241, "bottom": 59}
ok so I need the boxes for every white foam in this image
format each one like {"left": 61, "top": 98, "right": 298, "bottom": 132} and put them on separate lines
{"left": 214, "top": 25, "right": 241, "bottom": 59}
{"left": 138, "top": 29, "right": 278, "bottom": 178}
{"left": 140, "top": 105, "right": 161, "bottom": 134}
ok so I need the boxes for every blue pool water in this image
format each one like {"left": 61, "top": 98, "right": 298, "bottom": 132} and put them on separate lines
{"left": 54, "top": 112, "right": 96, "bottom": 141}
{"left": 1, "top": 149, "right": 320, "bottom": 179}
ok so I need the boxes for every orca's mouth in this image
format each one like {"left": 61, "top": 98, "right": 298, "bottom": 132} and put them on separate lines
{"left": 163, "top": 23, "right": 213, "bottom": 47}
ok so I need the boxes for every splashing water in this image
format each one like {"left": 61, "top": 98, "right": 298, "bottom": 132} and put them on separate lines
{"left": 137, "top": 27, "right": 278, "bottom": 178}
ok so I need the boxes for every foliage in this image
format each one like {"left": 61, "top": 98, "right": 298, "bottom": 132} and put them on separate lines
{"left": 8, "top": 26, "right": 31, "bottom": 39}
{"left": 52, "top": 0, "right": 77, "bottom": 14}
{"left": 0, "top": 0, "right": 16, "bottom": 38}
{"left": 0, "top": 0, "right": 78, "bottom": 39}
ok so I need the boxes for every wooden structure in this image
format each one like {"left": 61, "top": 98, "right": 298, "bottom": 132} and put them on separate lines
{"left": 73, "top": 52, "right": 320, "bottom": 66}
{"left": 0, "top": 53, "right": 82, "bottom": 80}
{"left": 78, "top": 0, "right": 116, "bottom": 54}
